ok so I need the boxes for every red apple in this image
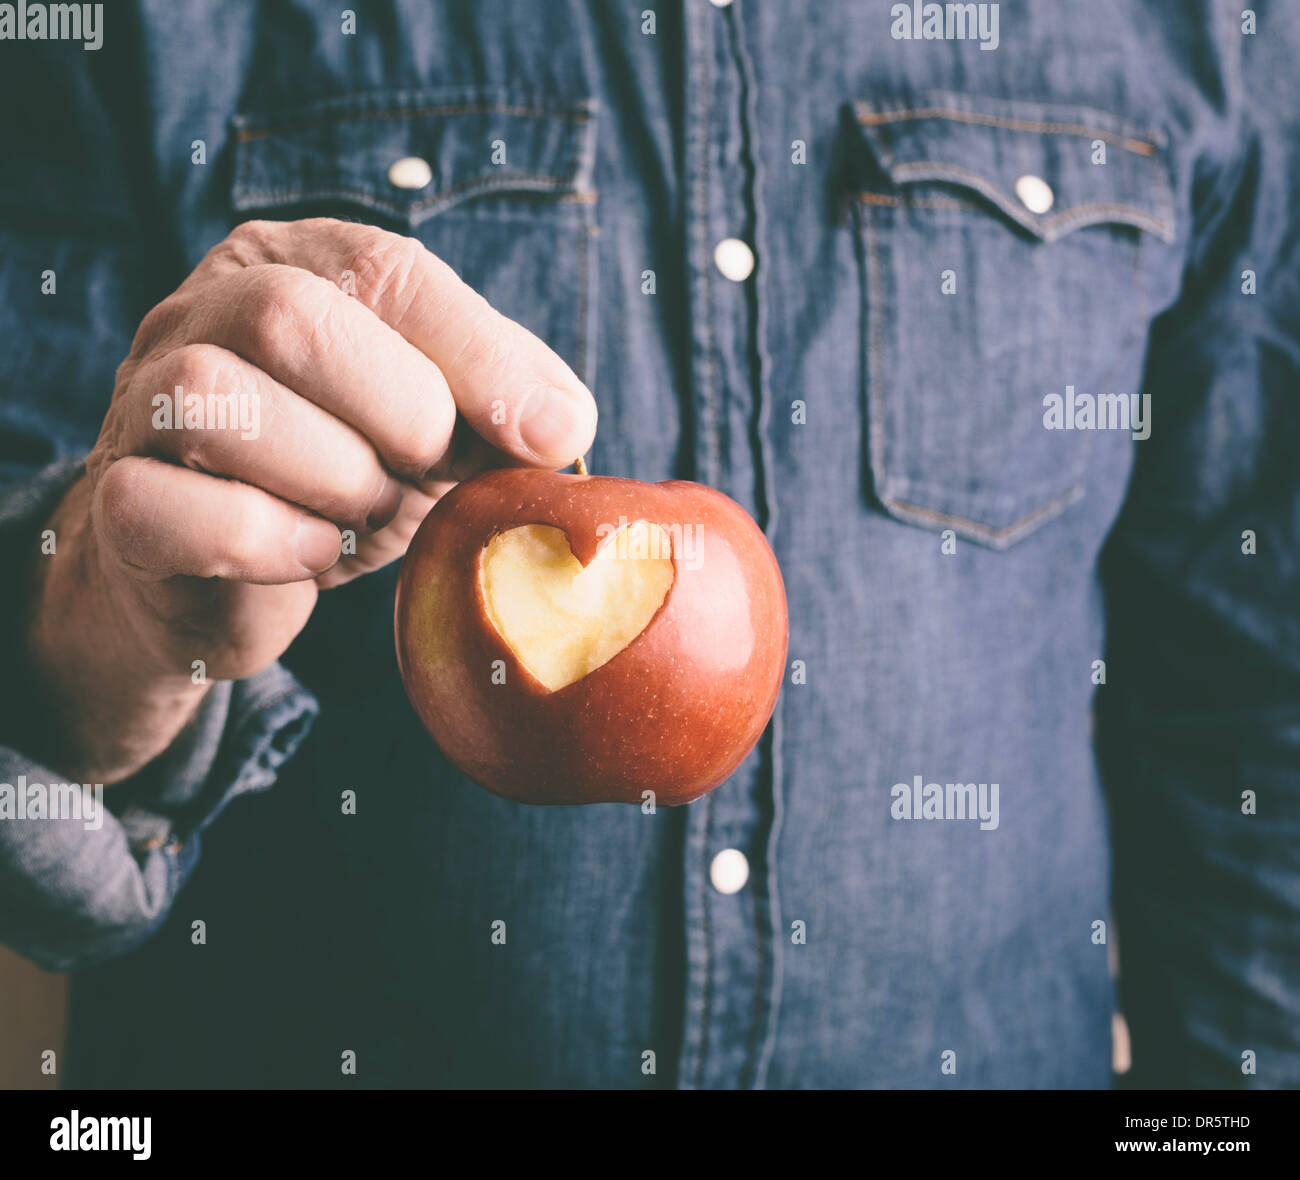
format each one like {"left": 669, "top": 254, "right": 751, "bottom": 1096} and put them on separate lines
{"left": 394, "top": 467, "right": 788, "bottom": 805}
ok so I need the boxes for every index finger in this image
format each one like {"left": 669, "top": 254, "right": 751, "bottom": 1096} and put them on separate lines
{"left": 216, "top": 218, "right": 598, "bottom": 468}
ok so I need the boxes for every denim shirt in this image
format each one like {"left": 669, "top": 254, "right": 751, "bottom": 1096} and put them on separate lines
{"left": 1, "top": 0, "right": 1297, "bottom": 1089}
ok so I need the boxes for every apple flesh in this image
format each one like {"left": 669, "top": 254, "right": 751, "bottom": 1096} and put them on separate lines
{"left": 480, "top": 520, "right": 675, "bottom": 692}
{"left": 394, "top": 467, "right": 788, "bottom": 806}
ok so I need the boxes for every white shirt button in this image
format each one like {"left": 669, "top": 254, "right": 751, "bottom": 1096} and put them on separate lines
{"left": 713, "top": 238, "right": 755, "bottom": 282}
{"left": 1014, "top": 174, "right": 1054, "bottom": 214}
{"left": 709, "top": 848, "right": 750, "bottom": 894}
{"left": 388, "top": 156, "right": 433, "bottom": 190}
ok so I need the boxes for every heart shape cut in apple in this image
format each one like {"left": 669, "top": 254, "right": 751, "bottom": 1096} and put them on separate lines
{"left": 395, "top": 467, "right": 788, "bottom": 806}
{"left": 479, "top": 521, "right": 675, "bottom": 692}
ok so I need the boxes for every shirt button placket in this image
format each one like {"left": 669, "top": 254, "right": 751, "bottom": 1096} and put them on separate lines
{"left": 676, "top": 0, "right": 779, "bottom": 1093}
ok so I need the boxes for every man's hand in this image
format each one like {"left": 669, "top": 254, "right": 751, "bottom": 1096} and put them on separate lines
{"left": 25, "top": 218, "right": 598, "bottom": 783}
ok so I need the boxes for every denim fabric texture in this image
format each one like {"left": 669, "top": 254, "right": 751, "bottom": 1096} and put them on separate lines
{"left": 0, "top": 1, "right": 1297, "bottom": 1088}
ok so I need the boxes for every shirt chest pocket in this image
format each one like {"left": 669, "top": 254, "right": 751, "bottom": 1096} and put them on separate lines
{"left": 230, "top": 87, "right": 599, "bottom": 383}
{"left": 852, "top": 93, "right": 1175, "bottom": 548}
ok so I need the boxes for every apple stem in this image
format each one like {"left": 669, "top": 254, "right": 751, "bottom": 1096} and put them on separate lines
{"left": 574, "top": 456, "right": 588, "bottom": 476}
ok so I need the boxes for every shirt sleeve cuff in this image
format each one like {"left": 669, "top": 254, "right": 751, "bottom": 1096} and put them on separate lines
{"left": 0, "top": 459, "right": 320, "bottom": 970}
{"left": 114, "top": 664, "right": 319, "bottom": 854}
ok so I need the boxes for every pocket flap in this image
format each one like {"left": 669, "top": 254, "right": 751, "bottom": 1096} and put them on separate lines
{"left": 232, "top": 87, "right": 596, "bottom": 227}
{"left": 852, "top": 92, "right": 1174, "bottom": 243}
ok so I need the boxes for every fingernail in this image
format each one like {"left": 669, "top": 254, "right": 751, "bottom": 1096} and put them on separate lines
{"left": 518, "top": 386, "right": 591, "bottom": 464}
{"left": 295, "top": 516, "right": 341, "bottom": 572}
{"left": 366, "top": 476, "right": 405, "bottom": 531}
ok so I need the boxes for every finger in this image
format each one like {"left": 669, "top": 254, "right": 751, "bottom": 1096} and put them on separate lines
{"left": 421, "top": 414, "right": 517, "bottom": 483}
{"left": 95, "top": 456, "right": 341, "bottom": 584}
{"left": 214, "top": 219, "right": 598, "bottom": 468}
{"left": 128, "top": 343, "right": 405, "bottom": 532}
{"left": 314, "top": 479, "right": 453, "bottom": 590}
{"left": 192, "top": 266, "right": 457, "bottom": 481}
